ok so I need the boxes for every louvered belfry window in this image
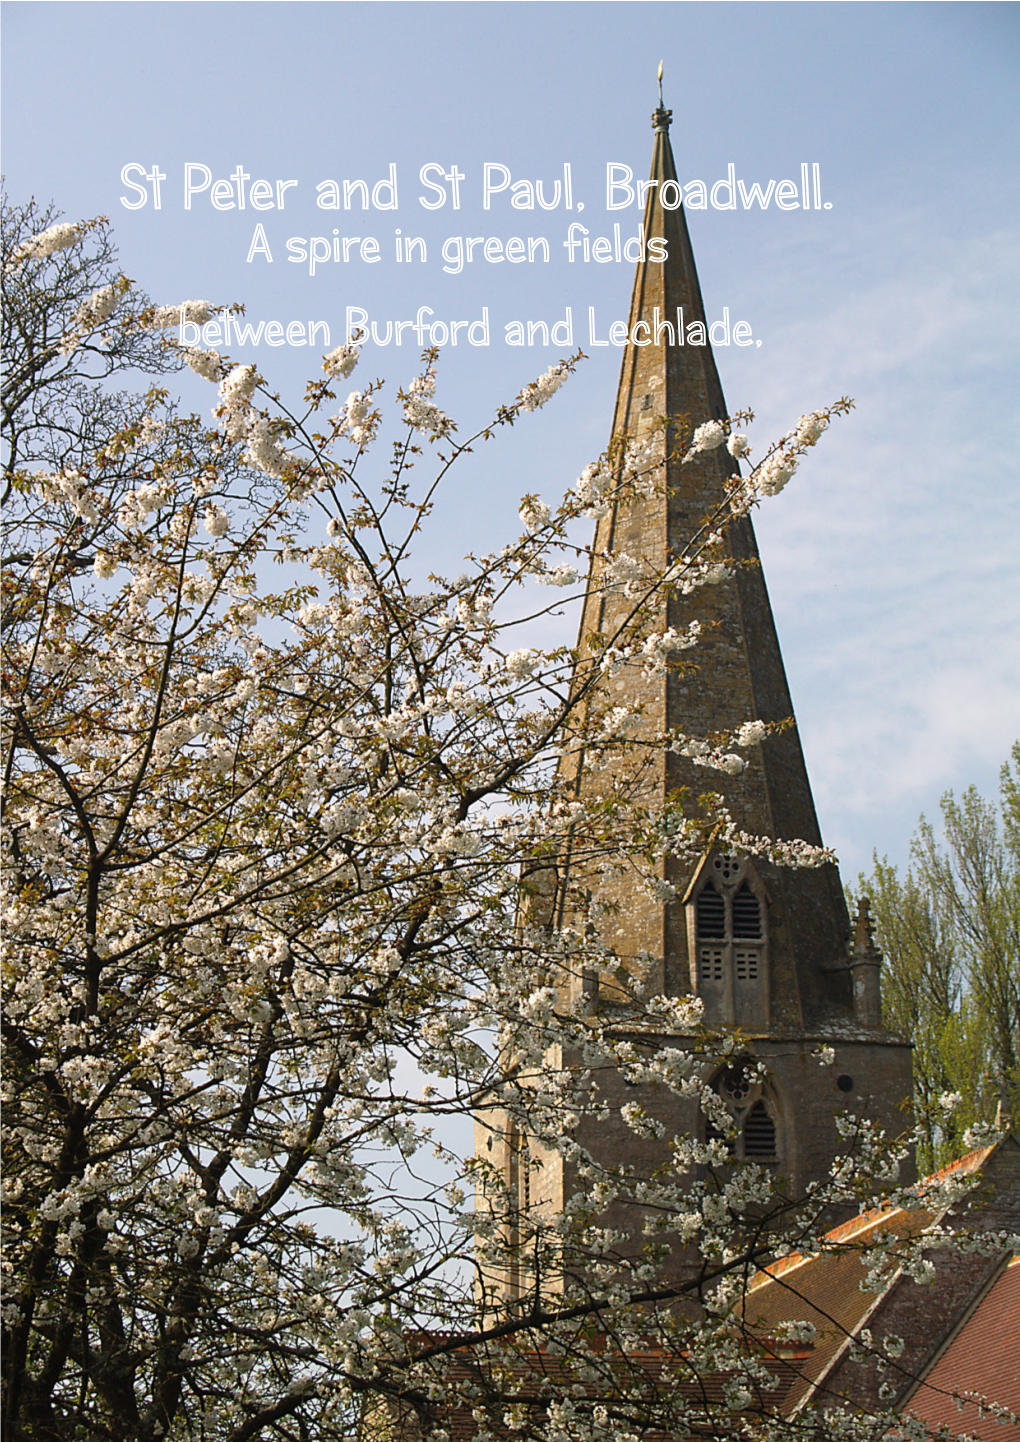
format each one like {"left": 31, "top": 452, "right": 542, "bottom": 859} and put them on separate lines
{"left": 696, "top": 885, "right": 726, "bottom": 938}
{"left": 696, "top": 886, "right": 726, "bottom": 984}
{"left": 732, "top": 883, "right": 762, "bottom": 939}
{"left": 688, "top": 857, "right": 769, "bottom": 1027}
{"left": 742, "top": 1100, "right": 777, "bottom": 1160}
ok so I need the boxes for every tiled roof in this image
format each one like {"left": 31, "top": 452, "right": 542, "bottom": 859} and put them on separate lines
{"left": 394, "top": 1339, "right": 810, "bottom": 1442}
{"left": 903, "top": 1254, "right": 1020, "bottom": 1442}
{"left": 738, "top": 1145, "right": 997, "bottom": 1413}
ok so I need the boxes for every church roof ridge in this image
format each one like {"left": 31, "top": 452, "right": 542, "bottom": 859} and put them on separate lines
{"left": 747, "top": 1141, "right": 999, "bottom": 1291}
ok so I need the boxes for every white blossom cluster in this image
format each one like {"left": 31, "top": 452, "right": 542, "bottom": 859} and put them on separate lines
{"left": 244, "top": 416, "right": 292, "bottom": 479}
{"left": 7, "top": 220, "right": 81, "bottom": 267}
{"left": 669, "top": 719, "right": 766, "bottom": 776}
{"left": 219, "top": 362, "right": 258, "bottom": 409}
{"left": 600, "top": 550, "right": 647, "bottom": 596}
{"left": 58, "top": 282, "right": 126, "bottom": 355}
{"left": 572, "top": 433, "right": 661, "bottom": 521}
{"left": 127, "top": 415, "right": 167, "bottom": 451}
{"left": 718, "top": 821, "right": 835, "bottom": 867}
{"left": 728, "top": 407, "right": 836, "bottom": 513}
{"left": 539, "top": 562, "right": 580, "bottom": 588}
{"left": 149, "top": 300, "right": 214, "bottom": 329}
{"left": 962, "top": 1120, "right": 1001, "bottom": 1149}
{"left": 752, "top": 448, "right": 799, "bottom": 498}
{"left": 620, "top": 1102, "right": 666, "bottom": 1139}
{"left": 518, "top": 496, "right": 553, "bottom": 533}
{"left": 209, "top": 362, "right": 302, "bottom": 485}
{"left": 31, "top": 468, "right": 99, "bottom": 524}
{"left": 683, "top": 418, "right": 727, "bottom": 460}
{"left": 796, "top": 410, "right": 830, "bottom": 446}
{"left": 735, "top": 719, "right": 767, "bottom": 746}
{"left": 677, "top": 405, "right": 839, "bottom": 527}
{"left": 775, "top": 1319, "right": 818, "bottom": 1344}
{"left": 72, "top": 284, "right": 119, "bottom": 332}
{"left": 117, "top": 480, "right": 171, "bottom": 531}
{"left": 668, "top": 552, "right": 735, "bottom": 595}
{"left": 342, "top": 389, "right": 380, "bottom": 448}
{"left": 599, "top": 624, "right": 703, "bottom": 682}
{"left": 575, "top": 459, "right": 614, "bottom": 516}
{"left": 694, "top": 750, "right": 746, "bottom": 776}
{"left": 215, "top": 362, "right": 259, "bottom": 441}
{"left": 183, "top": 347, "right": 221, "bottom": 381}
{"left": 515, "top": 360, "right": 569, "bottom": 412}
{"left": 639, "top": 622, "right": 702, "bottom": 674}
{"left": 455, "top": 592, "right": 491, "bottom": 629}
{"left": 503, "top": 649, "right": 538, "bottom": 680}
{"left": 203, "top": 504, "right": 229, "bottom": 539}
{"left": 323, "top": 339, "right": 360, "bottom": 379}
{"left": 402, "top": 369, "right": 453, "bottom": 437}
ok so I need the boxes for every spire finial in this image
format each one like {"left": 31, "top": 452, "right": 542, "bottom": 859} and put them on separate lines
{"left": 651, "top": 62, "right": 672, "bottom": 133}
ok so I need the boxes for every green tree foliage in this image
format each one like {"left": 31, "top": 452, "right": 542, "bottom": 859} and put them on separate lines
{"left": 857, "top": 745, "right": 1020, "bottom": 1171}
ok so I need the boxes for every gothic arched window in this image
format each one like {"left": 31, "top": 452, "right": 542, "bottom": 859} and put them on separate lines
{"left": 685, "top": 855, "right": 770, "bottom": 1027}
{"left": 707, "top": 1060, "right": 781, "bottom": 1165}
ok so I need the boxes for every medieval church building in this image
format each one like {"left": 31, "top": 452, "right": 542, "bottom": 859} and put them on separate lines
{"left": 464, "top": 95, "right": 1019, "bottom": 1439}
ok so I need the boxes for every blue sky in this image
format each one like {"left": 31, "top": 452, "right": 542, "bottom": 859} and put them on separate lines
{"left": 3, "top": 1, "right": 1018, "bottom": 874}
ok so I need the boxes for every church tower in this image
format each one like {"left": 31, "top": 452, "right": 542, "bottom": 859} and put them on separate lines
{"left": 477, "top": 97, "right": 912, "bottom": 1310}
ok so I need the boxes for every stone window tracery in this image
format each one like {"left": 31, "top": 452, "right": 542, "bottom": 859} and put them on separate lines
{"left": 707, "top": 1060, "right": 781, "bottom": 1164}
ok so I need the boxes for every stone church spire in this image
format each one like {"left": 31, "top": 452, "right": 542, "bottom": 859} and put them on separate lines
{"left": 572, "top": 97, "right": 862, "bottom": 1037}
{"left": 476, "top": 101, "right": 913, "bottom": 1310}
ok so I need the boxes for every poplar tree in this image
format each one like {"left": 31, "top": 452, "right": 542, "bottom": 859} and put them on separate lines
{"left": 859, "top": 745, "right": 1020, "bottom": 1170}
